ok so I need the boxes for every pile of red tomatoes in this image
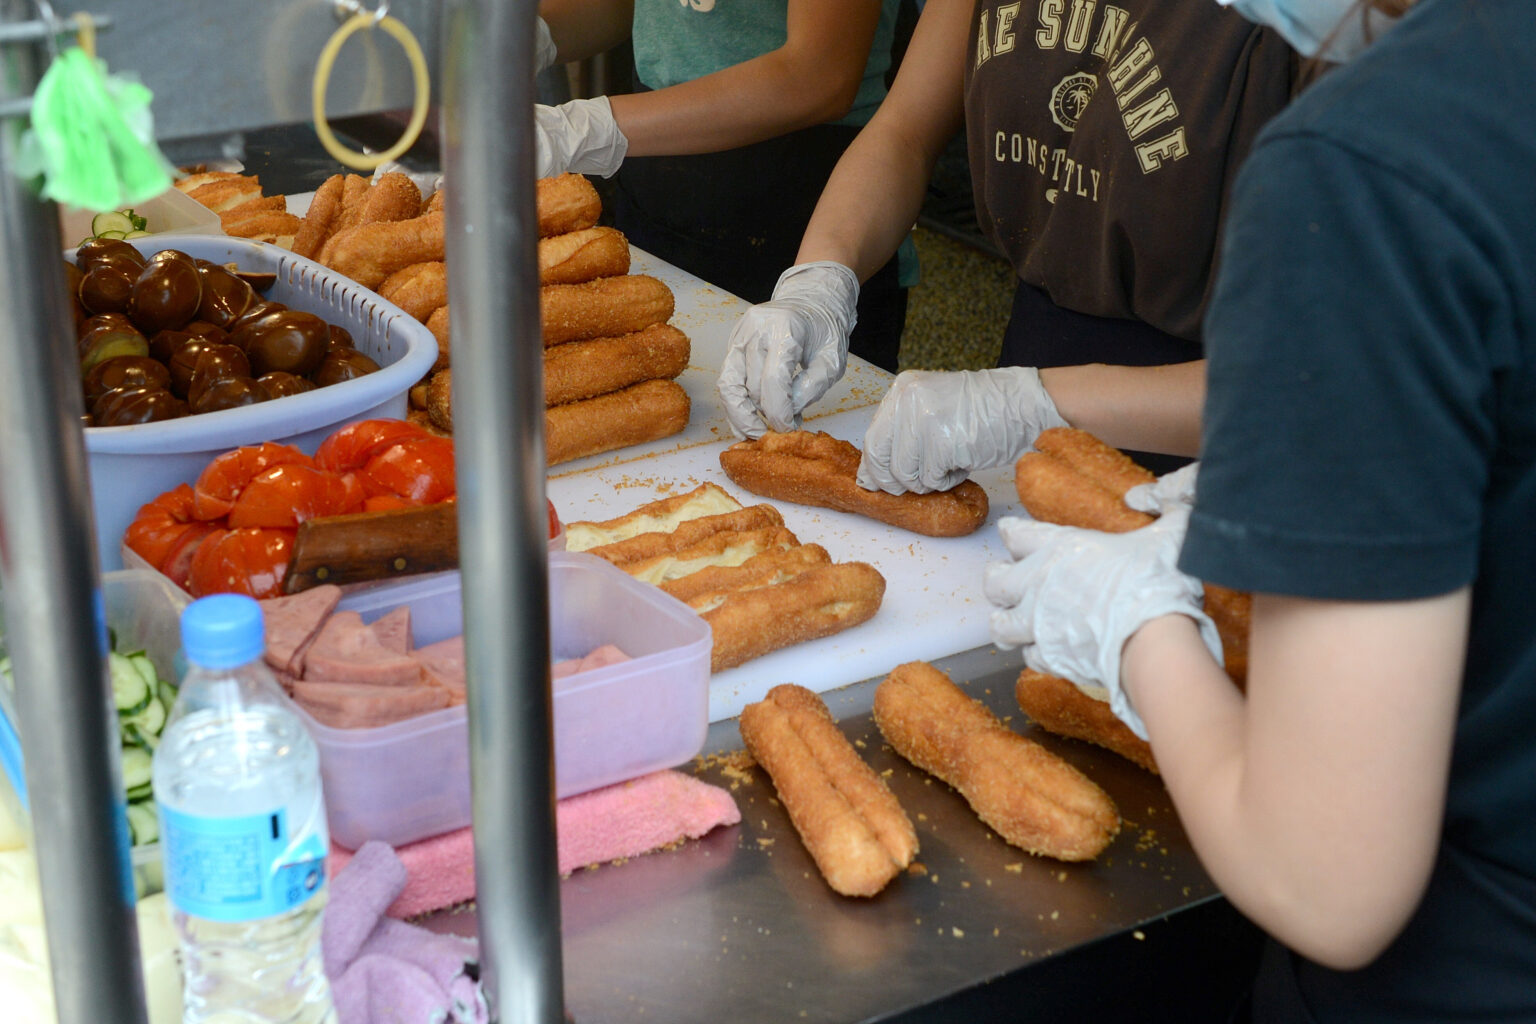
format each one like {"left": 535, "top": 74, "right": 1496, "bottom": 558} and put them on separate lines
{"left": 124, "top": 419, "right": 455, "bottom": 598}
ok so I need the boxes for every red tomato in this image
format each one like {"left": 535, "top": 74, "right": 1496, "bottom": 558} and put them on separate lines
{"left": 226, "top": 465, "right": 366, "bottom": 529}
{"left": 361, "top": 435, "right": 456, "bottom": 505}
{"left": 314, "top": 419, "right": 437, "bottom": 474}
{"left": 159, "top": 524, "right": 220, "bottom": 591}
{"left": 362, "top": 493, "right": 414, "bottom": 513}
{"left": 192, "top": 442, "right": 314, "bottom": 520}
{"left": 187, "top": 527, "right": 295, "bottom": 599}
{"left": 547, "top": 498, "right": 560, "bottom": 541}
{"left": 123, "top": 484, "right": 202, "bottom": 571}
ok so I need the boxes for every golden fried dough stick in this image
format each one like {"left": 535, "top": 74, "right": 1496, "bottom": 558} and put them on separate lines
{"left": 421, "top": 189, "right": 444, "bottom": 215}
{"left": 545, "top": 377, "right": 689, "bottom": 466}
{"left": 704, "top": 562, "right": 885, "bottom": 672}
{"left": 536, "top": 173, "right": 601, "bottom": 238}
{"left": 323, "top": 210, "right": 446, "bottom": 290}
{"left": 425, "top": 369, "right": 453, "bottom": 433}
{"left": 425, "top": 306, "right": 451, "bottom": 371}
{"left": 585, "top": 505, "right": 785, "bottom": 569}
{"left": 357, "top": 171, "right": 423, "bottom": 226}
{"left": 292, "top": 173, "right": 345, "bottom": 260}
{"left": 332, "top": 174, "right": 373, "bottom": 235}
{"left": 542, "top": 274, "right": 675, "bottom": 347}
{"left": 721, "top": 430, "right": 989, "bottom": 538}
{"left": 620, "top": 526, "right": 801, "bottom": 586}
{"left": 1014, "top": 452, "right": 1155, "bottom": 534}
{"left": 378, "top": 261, "right": 448, "bottom": 323}
{"left": 1015, "top": 428, "right": 1252, "bottom": 686}
{"left": 1033, "top": 427, "right": 1155, "bottom": 497}
{"left": 543, "top": 324, "right": 689, "bottom": 407}
{"left": 1204, "top": 584, "right": 1252, "bottom": 688}
{"left": 740, "top": 683, "right": 917, "bottom": 897}
{"left": 1015, "top": 669, "right": 1159, "bottom": 775}
{"left": 186, "top": 175, "right": 262, "bottom": 212}
{"left": 563, "top": 482, "right": 741, "bottom": 550}
{"left": 222, "top": 211, "right": 303, "bottom": 248}
{"left": 538, "top": 226, "right": 631, "bottom": 285}
{"left": 873, "top": 661, "right": 1119, "bottom": 861}
{"left": 659, "top": 543, "right": 832, "bottom": 608}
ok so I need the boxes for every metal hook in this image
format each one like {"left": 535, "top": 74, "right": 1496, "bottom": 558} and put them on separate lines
{"left": 331, "top": 0, "right": 391, "bottom": 27}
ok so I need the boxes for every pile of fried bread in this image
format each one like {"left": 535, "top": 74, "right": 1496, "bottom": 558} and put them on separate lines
{"left": 265, "top": 170, "right": 688, "bottom": 466}
{"left": 565, "top": 481, "right": 885, "bottom": 673}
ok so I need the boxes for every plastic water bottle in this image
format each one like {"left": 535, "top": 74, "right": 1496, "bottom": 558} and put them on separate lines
{"left": 153, "top": 594, "right": 336, "bottom": 1024}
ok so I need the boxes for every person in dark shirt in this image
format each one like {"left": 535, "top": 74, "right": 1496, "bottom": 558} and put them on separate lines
{"left": 988, "top": 2, "right": 1536, "bottom": 1019}
{"left": 717, "top": 0, "right": 1297, "bottom": 483}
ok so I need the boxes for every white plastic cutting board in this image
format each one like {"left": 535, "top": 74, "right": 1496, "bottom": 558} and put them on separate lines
{"left": 548, "top": 251, "right": 1023, "bottom": 722}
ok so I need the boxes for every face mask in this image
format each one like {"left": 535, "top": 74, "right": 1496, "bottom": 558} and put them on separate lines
{"left": 1217, "top": 0, "right": 1399, "bottom": 62}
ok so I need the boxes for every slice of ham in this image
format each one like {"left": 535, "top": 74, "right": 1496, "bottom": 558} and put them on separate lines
{"left": 303, "top": 610, "right": 424, "bottom": 687}
{"left": 552, "top": 643, "right": 630, "bottom": 680}
{"left": 368, "top": 605, "right": 413, "bottom": 654}
{"left": 412, "top": 636, "right": 466, "bottom": 705}
{"left": 292, "top": 679, "right": 450, "bottom": 729}
{"left": 260, "top": 584, "right": 343, "bottom": 675}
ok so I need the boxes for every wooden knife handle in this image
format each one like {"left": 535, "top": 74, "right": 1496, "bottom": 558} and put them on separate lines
{"left": 284, "top": 503, "right": 458, "bottom": 593}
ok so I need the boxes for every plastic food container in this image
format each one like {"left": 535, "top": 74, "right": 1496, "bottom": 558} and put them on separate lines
{"left": 0, "top": 569, "right": 189, "bottom": 897}
{"left": 58, "top": 186, "right": 222, "bottom": 246}
{"left": 79, "top": 234, "right": 439, "bottom": 572}
{"left": 282, "top": 551, "right": 713, "bottom": 850}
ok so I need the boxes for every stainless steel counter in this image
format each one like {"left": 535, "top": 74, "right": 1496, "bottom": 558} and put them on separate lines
{"left": 422, "top": 645, "right": 1263, "bottom": 1023}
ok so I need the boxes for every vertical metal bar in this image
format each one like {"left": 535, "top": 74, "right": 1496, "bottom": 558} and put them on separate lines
{"left": 439, "top": 2, "right": 566, "bottom": 1023}
{"left": 0, "top": 5, "right": 149, "bottom": 1023}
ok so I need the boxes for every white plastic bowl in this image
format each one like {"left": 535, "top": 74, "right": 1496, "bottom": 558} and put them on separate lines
{"left": 78, "top": 235, "right": 439, "bottom": 571}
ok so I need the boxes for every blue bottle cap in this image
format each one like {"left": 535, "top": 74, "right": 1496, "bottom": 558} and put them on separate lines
{"left": 181, "top": 594, "right": 265, "bottom": 669}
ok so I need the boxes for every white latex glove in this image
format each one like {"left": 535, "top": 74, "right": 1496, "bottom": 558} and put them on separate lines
{"left": 716, "top": 261, "right": 859, "bottom": 438}
{"left": 535, "top": 16, "right": 559, "bottom": 73}
{"left": 1125, "top": 461, "right": 1199, "bottom": 515}
{"left": 534, "top": 96, "right": 628, "bottom": 178}
{"left": 983, "top": 502, "right": 1222, "bottom": 740}
{"left": 856, "top": 367, "right": 1069, "bottom": 494}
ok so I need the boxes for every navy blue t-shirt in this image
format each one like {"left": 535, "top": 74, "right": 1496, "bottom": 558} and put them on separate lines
{"left": 1183, "top": 0, "right": 1536, "bottom": 1019}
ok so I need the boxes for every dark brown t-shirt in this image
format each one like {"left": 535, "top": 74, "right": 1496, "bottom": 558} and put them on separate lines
{"left": 965, "top": 0, "right": 1296, "bottom": 342}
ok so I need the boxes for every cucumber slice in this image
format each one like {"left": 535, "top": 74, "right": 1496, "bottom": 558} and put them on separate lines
{"left": 125, "top": 801, "right": 158, "bottom": 846}
{"left": 91, "top": 210, "right": 136, "bottom": 236}
{"left": 95, "top": 229, "right": 127, "bottom": 240}
{"left": 123, "top": 696, "right": 167, "bottom": 741}
{"left": 121, "top": 745, "right": 153, "bottom": 795}
{"left": 110, "top": 652, "right": 152, "bottom": 716}
{"left": 126, "top": 780, "right": 153, "bottom": 803}
{"left": 129, "top": 652, "right": 160, "bottom": 692}
{"left": 123, "top": 230, "right": 152, "bottom": 239}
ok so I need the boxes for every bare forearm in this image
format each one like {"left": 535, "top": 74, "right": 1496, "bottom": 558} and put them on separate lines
{"left": 794, "top": 120, "right": 942, "bottom": 281}
{"left": 1038, "top": 361, "right": 1206, "bottom": 456}
{"left": 539, "top": 0, "right": 633, "bottom": 63}
{"left": 609, "top": 50, "right": 861, "bottom": 157}
{"left": 1124, "top": 594, "right": 1466, "bottom": 968}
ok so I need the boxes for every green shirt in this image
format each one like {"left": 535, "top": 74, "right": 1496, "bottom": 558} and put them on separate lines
{"left": 631, "top": 0, "right": 901, "bottom": 128}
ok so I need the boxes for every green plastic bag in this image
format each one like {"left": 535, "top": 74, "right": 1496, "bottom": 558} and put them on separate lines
{"left": 13, "top": 47, "right": 173, "bottom": 212}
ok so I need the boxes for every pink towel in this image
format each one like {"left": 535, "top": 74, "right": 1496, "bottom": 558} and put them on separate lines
{"left": 322, "top": 841, "right": 487, "bottom": 1024}
{"left": 329, "top": 769, "right": 740, "bottom": 919}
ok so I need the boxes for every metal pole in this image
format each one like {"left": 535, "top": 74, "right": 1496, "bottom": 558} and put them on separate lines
{"left": 0, "top": 5, "right": 149, "bottom": 1023}
{"left": 439, "top": 2, "right": 566, "bottom": 1022}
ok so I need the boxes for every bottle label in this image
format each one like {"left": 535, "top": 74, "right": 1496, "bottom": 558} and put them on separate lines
{"left": 158, "top": 802, "right": 328, "bottom": 922}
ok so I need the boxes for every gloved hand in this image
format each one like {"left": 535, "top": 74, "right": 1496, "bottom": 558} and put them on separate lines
{"left": 1125, "top": 461, "right": 1199, "bottom": 515}
{"left": 534, "top": 96, "right": 628, "bottom": 178}
{"left": 855, "top": 367, "right": 1069, "bottom": 494}
{"left": 716, "top": 261, "right": 859, "bottom": 438}
{"left": 983, "top": 493, "right": 1222, "bottom": 740}
{"left": 535, "top": 16, "right": 559, "bottom": 73}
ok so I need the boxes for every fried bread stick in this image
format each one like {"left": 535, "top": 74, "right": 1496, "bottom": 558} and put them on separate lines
{"left": 873, "top": 661, "right": 1119, "bottom": 861}
{"left": 740, "top": 683, "right": 917, "bottom": 897}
